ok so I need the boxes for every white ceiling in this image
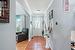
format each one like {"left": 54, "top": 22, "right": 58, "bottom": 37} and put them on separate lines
{"left": 26, "top": 0, "right": 52, "bottom": 13}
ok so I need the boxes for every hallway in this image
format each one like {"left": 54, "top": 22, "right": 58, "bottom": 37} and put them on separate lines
{"left": 0, "top": 0, "right": 75, "bottom": 50}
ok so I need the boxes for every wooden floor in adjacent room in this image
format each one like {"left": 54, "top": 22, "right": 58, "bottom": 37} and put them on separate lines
{"left": 16, "top": 40, "right": 28, "bottom": 50}
{"left": 16, "top": 36, "right": 51, "bottom": 50}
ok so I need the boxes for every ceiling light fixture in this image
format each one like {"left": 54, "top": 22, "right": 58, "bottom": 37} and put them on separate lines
{"left": 36, "top": 10, "right": 40, "bottom": 11}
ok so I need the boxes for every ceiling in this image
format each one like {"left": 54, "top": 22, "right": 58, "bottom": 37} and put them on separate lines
{"left": 26, "top": 0, "right": 52, "bottom": 13}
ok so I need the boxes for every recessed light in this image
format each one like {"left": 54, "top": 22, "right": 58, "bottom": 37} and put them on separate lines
{"left": 36, "top": 10, "right": 40, "bottom": 11}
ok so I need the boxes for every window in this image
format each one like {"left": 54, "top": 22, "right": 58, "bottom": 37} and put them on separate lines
{"left": 16, "top": 15, "right": 25, "bottom": 32}
{"left": 16, "top": 15, "right": 22, "bottom": 32}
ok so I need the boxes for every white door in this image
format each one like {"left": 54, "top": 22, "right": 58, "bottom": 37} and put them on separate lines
{"left": 32, "top": 15, "right": 43, "bottom": 36}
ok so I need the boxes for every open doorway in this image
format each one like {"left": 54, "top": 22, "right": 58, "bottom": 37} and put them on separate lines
{"left": 16, "top": 0, "right": 53, "bottom": 50}
{"left": 16, "top": 1, "right": 29, "bottom": 50}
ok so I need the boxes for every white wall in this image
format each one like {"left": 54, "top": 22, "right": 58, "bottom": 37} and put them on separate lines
{"left": 70, "top": 0, "right": 75, "bottom": 42}
{"left": 16, "top": 1, "right": 26, "bottom": 30}
{"left": 16, "top": 1, "right": 30, "bottom": 29}
{"left": 16, "top": 0, "right": 31, "bottom": 15}
{"left": 0, "top": 0, "right": 16, "bottom": 50}
{"left": 46, "top": 0, "right": 75, "bottom": 50}
{"left": 70, "top": 0, "right": 75, "bottom": 30}
{"left": 71, "top": 31, "right": 75, "bottom": 42}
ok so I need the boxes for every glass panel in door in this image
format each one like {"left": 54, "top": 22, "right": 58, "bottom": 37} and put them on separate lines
{"left": 32, "top": 15, "right": 43, "bottom": 36}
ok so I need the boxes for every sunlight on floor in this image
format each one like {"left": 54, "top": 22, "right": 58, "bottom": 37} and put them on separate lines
{"left": 16, "top": 40, "right": 28, "bottom": 50}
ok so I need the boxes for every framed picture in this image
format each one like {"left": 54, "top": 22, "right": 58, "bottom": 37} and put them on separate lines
{"left": 49, "top": 10, "right": 53, "bottom": 20}
{"left": 64, "top": 0, "right": 70, "bottom": 12}
{"left": 0, "top": 0, "right": 10, "bottom": 23}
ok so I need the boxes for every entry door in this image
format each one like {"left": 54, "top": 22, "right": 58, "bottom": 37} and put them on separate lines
{"left": 32, "top": 16, "right": 43, "bottom": 36}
